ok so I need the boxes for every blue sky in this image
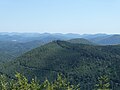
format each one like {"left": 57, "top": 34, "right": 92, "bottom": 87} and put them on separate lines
{"left": 0, "top": 0, "right": 120, "bottom": 34}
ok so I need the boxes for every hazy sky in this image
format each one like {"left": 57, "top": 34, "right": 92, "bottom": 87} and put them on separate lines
{"left": 0, "top": 0, "right": 120, "bottom": 34}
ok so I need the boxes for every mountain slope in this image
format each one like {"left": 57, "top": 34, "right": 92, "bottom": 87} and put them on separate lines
{"left": 0, "top": 36, "right": 64, "bottom": 62}
{"left": 1, "top": 41, "right": 120, "bottom": 89}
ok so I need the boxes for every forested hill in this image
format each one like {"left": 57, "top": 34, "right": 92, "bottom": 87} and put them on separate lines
{"left": 67, "top": 38, "right": 95, "bottom": 45}
{"left": 1, "top": 40, "right": 120, "bottom": 89}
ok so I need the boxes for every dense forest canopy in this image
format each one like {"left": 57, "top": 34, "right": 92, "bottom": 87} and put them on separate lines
{"left": 0, "top": 40, "right": 120, "bottom": 89}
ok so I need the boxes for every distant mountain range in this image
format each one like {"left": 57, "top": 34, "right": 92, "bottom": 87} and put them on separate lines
{"left": 0, "top": 33, "right": 120, "bottom": 45}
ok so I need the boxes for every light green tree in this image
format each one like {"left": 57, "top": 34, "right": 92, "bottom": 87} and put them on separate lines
{"left": 95, "top": 75, "right": 111, "bottom": 90}
{"left": 0, "top": 73, "right": 80, "bottom": 90}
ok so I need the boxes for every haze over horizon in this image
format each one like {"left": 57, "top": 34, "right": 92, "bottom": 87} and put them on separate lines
{"left": 0, "top": 31, "right": 119, "bottom": 35}
{"left": 0, "top": 0, "right": 120, "bottom": 34}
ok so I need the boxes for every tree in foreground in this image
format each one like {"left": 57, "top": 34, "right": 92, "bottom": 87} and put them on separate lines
{"left": 0, "top": 73, "right": 112, "bottom": 90}
{"left": 95, "top": 75, "right": 111, "bottom": 90}
{"left": 0, "top": 73, "right": 80, "bottom": 90}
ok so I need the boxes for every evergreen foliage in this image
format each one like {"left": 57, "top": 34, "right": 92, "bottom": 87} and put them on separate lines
{"left": 95, "top": 75, "right": 110, "bottom": 90}
{"left": 0, "top": 73, "right": 80, "bottom": 90}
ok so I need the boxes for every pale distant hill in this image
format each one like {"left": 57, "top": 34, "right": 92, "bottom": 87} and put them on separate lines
{"left": 90, "top": 34, "right": 120, "bottom": 45}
